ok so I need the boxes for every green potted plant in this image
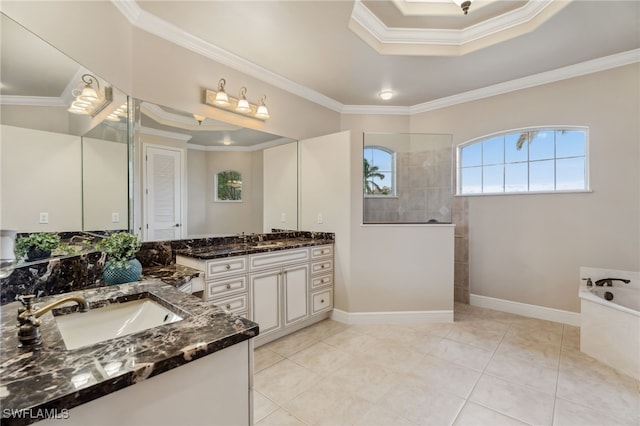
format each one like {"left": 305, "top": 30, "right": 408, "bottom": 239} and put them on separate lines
{"left": 15, "top": 232, "right": 61, "bottom": 261}
{"left": 96, "top": 232, "right": 143, "bottom": 285}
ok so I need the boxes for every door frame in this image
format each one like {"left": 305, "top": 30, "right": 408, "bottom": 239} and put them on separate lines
{"left": 142, "top": 143, "right": 187, "bottom": 241}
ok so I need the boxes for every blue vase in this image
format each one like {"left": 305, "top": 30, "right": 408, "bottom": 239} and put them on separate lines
{"left": 103, "top": 258, "right": 142, "bottom": 285}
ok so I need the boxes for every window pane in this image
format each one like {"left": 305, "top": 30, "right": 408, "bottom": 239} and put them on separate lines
{"left": 482, "top": 137, "right": 504, "bottom": 165}
{"left": 529, "top": 130, "right": 555, "bottom": 161}
{"left": 505, "top": 162, "right": 528, "bottom": 192}
{"left": 461, "top": 167, "right": 481, "bottom": 194}
{"left": 505, "top": 133, "right": 528, "bottom": 163}
{"left": 530, "top": 160, "right": 555, "bottom": 191}
{"left": 372, "top": 149, "right": 392, "bottom": 171}
{"left": 373, "top": 172, "right": 393, "bottom": 195}
{"left": 482, "top": 164, "right": 503, "bottom": 193}
{"left": 461, "top": 143, "right": 481, "bottom": 167}
{"left": 556, "top": 157, "right": 585, "bottom": 190}
{"left": 556, "top": 130, "right": 585, "bottom": 158}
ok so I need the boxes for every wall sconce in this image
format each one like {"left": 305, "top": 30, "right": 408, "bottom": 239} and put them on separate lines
{"left": 204, "top": 78, "right": 270, "bottom": 121}
{"left": 106, "top": 103, "right": 128, "bottom": 122}
{"left": 68, "top": 74, "right": 113, "bottom": 116}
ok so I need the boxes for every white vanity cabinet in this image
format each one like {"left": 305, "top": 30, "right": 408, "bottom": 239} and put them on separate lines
{"left": 249, "top": 249, "right": 310, "bottom": 343}
{"left": 175, "top": 255, "right": 250, "bottom": 318}
{"left": 177, "top": 243, "right": 334, "bottom": 347}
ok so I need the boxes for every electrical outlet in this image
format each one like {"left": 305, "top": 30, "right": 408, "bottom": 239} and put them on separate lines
{"left": 280, "top": 213, "right": 286, "bottom": 223}
{"left": 317, "top": 213, "right": 323, "bottom": 224}
{"left": 39, "top": 212, "right": 49, "bottom": 224}
{"left": 112, "top": 212, "right": 120, "bottom": 223}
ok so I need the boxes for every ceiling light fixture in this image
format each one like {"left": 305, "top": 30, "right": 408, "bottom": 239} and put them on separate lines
{"left": 453, "top": 0, "right": 473, "bottom": 15}
{"left": 204, "top": 79, "right": 270, "bottom": 121}
{"left": 378, "top": 90, "right": 394, "bottom": 101}
{"left": 68, "top": 73, "right": 113, "bottom": 116}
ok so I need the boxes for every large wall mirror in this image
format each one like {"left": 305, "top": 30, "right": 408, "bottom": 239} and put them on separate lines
{"left": 131, "top": 99, "right": 298, "bottom": 241}
{"left": 0, "top": 13, "right": 129, "bottom": 234}
{"left": 363, "top": 132, "right": 453, "bottom": 224}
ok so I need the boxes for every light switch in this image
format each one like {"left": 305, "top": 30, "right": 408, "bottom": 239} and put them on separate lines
{"left": 112, "top": 213, "right": 120, "bottom": 223}
{"left": 280, "top": 213, "right": 286, "bottom": 223}
{"left": 39, "top": 212, "right": 49, "bottom": 224}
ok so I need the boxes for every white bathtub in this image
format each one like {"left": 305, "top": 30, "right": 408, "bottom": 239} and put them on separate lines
{"left": 579, "top": 267, "right": 640, "bottom": 380}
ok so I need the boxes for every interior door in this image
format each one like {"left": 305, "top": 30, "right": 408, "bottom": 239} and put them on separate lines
{"left": 144, "top": 145, "right": 183, "bottom": 241}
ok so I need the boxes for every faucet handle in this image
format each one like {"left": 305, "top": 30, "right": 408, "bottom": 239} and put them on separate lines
{"left": 581, "top": 277, "right": 593, "bottom": 287}
{"left": 18, "top": 294, "right": 36, "bottom": 309}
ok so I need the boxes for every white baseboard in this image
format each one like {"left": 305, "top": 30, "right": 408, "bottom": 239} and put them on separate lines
{"left": 470, "top": 294, "right": 581, "bottom": 327}
{"left": 330, "top": 308, "right": 453, "bottom": 325}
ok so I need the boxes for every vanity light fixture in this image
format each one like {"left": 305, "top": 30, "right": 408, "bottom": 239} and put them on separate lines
{"left": 68, "top": 73, "right": 113, "bottom": 117}
{"left": 204, "top": 79, "right": 270, "bottom": 121}
{"left": 452, "top": 0, "right": 473, "bottom": 15}
{"left": 193, "top": 114, "right": 206, "bottom": 125}
{"left": 106, "top": 103, "right": 128, "bottom": 122}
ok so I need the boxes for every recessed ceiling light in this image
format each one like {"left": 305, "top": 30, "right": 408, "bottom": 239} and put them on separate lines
{"left": 378, "top": 90, "right": 393, "bottom": 100}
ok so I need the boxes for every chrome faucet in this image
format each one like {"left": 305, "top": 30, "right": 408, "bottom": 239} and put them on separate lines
{"left": 17, "top": 294, "right": 90, "bottom": 348}
{"left": 594, "top": 278, "right": 631, "bottom": 287}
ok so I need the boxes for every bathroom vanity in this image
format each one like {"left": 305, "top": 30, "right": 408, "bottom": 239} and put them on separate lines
{"left": 0, "top": 281, "right": 258, "bottom": 426}
{"left": 175, "top": 236, "right": 335, "bottom": 346}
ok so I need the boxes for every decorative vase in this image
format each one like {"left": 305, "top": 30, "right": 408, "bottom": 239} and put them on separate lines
{"left": 26, "top": 246, "right": 51, "bottom": 262}
{"left": 103, "top": 258, "right": 142, "bottom": 285}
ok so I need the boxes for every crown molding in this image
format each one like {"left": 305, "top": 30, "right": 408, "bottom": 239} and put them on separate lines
{"left": 349, "top": 0, "right": 569, "bottom": 56}
{"left": 139, "top": 125, "right": 192, "bottom": 142}
{"left": 0, "top": 95, "right": 67, "bottom": 107}
{"left": 187, "top": 137, "right": 290, "bottom": 152}
{"left": 111, "top": 0, "right": 343, "bottom": 113}
{"left": 342, "top": 49, "right": 640, "bottom": 115}
{"left": 140, "top": 102, "right": 241, "bottom": 132}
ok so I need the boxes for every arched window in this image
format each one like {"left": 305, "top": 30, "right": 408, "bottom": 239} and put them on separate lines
{"left": 457, "top": 127, "right": 589, "bottom": 195}
{"left": 215, "top": 170, "right": 243, "bottom": 201}
{"left": 363, "top": 146, "right": 395, "bottom": 196}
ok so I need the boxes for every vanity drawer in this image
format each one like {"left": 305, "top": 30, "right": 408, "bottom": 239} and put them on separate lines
{"left": 311, "top": 274, "right": 333, "bottom": 289}
{"left": 311, "top": 245, "right": 333, "bottom": 259}
{"left": 210, "top": 294, "right": 248, "bottom": 315}
{"left": 207, "top": 275, "right": 248, "bottom": 300}
{"left": 311, "top": 289, "right": 333, "bottom": 315}
{"left": 250, "top": 248, "right": 309, "bottom": 270}
{"left": 311, "top": 259, "right": 333, "bottom": 275}
{"left": 206, "top": 256, "right": 247, "bottom": 278}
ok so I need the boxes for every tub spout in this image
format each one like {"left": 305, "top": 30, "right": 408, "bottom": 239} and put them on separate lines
{"left": 594, "top": 278, "right": 631, "bottom": 287}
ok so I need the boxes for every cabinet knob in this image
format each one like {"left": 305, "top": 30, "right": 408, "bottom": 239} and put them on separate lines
{"left": 226, "top": 284, "right": 231, "bottom": 289}
{"left": 320, "top": 299, "right": 325, "bottom": 303}
{"left": 226, "top": 304, "right": 231, "bottom": 310}
{"left": 321, "top": 265, "right": 326, "bottom": 269}
{"left": 225, "top": 264, "right": 231, "bottom": 270}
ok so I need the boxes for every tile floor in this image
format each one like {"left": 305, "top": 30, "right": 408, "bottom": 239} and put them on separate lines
{"left": 252, "top": 303, "right": 640, "bottom": 426}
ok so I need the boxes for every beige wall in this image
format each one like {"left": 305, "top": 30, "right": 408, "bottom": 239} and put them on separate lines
{"left": 263, "top": 142, "right": 298, "bottom": 232}
{"left": 1, "top": 125, "right": 82, "bottom": 232}
{"left": 410, "top": 64, "right": 640, "bottom": 313}
{"left": 186, "top": 149, "right": 207, "bottom": 236}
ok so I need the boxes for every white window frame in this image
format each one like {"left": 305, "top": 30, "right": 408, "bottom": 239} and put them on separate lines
{"left": 363, "top": 145, "right": 397, "bottom": 197}
{"left": 456, "top": 126, "right": 591, "bottom": 196}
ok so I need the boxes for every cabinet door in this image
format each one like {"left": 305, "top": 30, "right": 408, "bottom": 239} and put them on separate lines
{"left": 284, "top": 264, "right": 309, "bottom": 326}
{"left": 250, "top": 270, "right": 281, "bottom": 337}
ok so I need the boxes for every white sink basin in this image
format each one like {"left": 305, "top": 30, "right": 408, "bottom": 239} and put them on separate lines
{"left": 55, "top": 298, "right": 183, "bottom": 350}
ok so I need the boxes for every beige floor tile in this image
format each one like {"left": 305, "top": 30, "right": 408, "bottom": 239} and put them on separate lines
{"left": 322, "top": 329, "right": 380, "bottom": 354}
{"left": 256, "top": 408, "right": 307, "bottom": 426}
{"left": 359, "top": 339, "right": 425, "bottom": 374}
{"left": 253, "top": 390, "right": 279, "bottom": 423}
{"left": 444, "top": 323, "right": 505, "bottom": 351}
{"left": 561, "top": 325, "right": 580, "bottom": 351}
{"left": 470, "top": 374, "right": 555, "bottom": 425}
{"left": 413, "top": 354, "right": 482, "bottom": 398}
{"left": 292, "top": 319, "right": 348, "bottom": 342}
{"left": 412, "top": 333, "right": 444, "bottom": 355}
{"left": 556, "top": 369, "right": 640, "bottom": 424}
{"left": 378, "top": 373, "right": 466, "bottom": 425}
{"left": 353, "top": 405, "right": 416, "bottom": 425}
{"left": 264, "top": 330, "right": 320, "bottom": 357}
{"left": 254, "top": 359, "right": 321, "bottom": 406}
{"left": 255, "top": 346, "right": 285, "bottom": 373}
{"left": 428, "top": 337, "right": 494, "bottom": 372}
{"left": 553, "top": 397, "right": 639, "bottom": 426}
{"left": 495, "top": 337, "right": 561, "bottom": 370}
{"left": 453, "top": 401, "right": 529, "bottom": 426}
{"left": 283, "top": 381, "right": 375, "bottom": 426}
{"left": 560, "top": 347, "right": 635, "bottom": 385}
{"left": 289, "top": 341, "right": 352, "bottom": 376}
{"left": 503, "top": 325, "right": 563, "bottom": 348}
{"left": 321, "top": 356, "right": 398, "bottom": 403}
{"left": 407, "top": 321, "right": 455, "bottom": 337}
{"left": 509, "top": 316, "right": 564, "bottom": 334}
{"left": 484, "top": 351, "right": 559, "bottom": 395}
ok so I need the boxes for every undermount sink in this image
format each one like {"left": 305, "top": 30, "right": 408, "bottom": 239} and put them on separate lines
{"left": 252, "top": 241, "right": 285, "bottom": 248}
{"left": 54, "top": 298, "right": 183, "bottom": 350}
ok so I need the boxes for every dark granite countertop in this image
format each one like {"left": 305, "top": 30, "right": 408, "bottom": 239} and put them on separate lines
{"left": 141, "top": 264, "right": 202, "bottom": 288}
{"left": 175, "top": 237, "right": 334, "bottom": 260}
{"left": 0, "top": 280, "right": 259, "bottom": 425}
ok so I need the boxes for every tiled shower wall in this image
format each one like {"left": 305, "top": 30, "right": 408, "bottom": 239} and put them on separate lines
{"left": 453, "top": 196, "right": 470, "bottom": 303}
